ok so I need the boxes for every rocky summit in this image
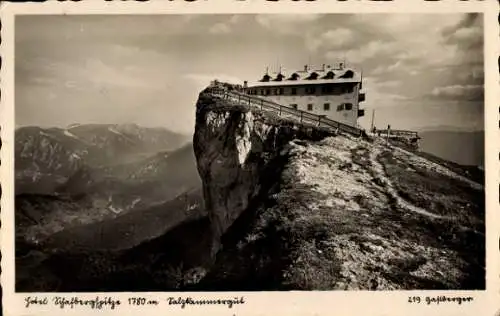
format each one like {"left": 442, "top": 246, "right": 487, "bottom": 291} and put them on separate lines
{"left": 192, "top": 89, "right": 484, "bottom": 290}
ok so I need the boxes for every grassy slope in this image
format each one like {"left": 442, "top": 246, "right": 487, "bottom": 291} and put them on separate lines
{"left": 198, "top": 135, "right": 485, "bottom": 290}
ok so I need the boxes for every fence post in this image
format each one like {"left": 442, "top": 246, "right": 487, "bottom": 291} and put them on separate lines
{"left": 318, "top": 116, "right": 321, "bottom": 127}
{"left": 279, "top": 105, "right": 282, "bottom": 116}
{"left": 260, "top": 99, "right": 263, "bottom": 110}
{"left": 300, "top": 111, "right": 303, "bottom": 123}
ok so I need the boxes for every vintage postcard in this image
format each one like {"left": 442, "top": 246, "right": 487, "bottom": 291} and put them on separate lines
{"left": 1, "top": 1, "right": 499, "bottom": 315}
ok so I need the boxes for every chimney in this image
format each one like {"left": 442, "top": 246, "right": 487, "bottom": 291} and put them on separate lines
{"left": 322, "top": 64, "right": 326, "bottom": 71}
{"left": 243, "top": 81, "right": 248, "bottom": 88}
{"left": 304, "top": 65, "right": 308, "bottom": 72}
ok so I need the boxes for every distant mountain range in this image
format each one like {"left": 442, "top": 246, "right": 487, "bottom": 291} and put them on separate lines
{"left": 417, "top": 130, "right": 484, "bottom": 167}
{"left": 416, "top": 125, "right": 483, "bottom": 133}
{"left": 15, "top": 123, "right": 208, "bottom": 291}
{"left": 15, "top": 124, "right": 191, "bottom": 194}
{"left": 15, "top": 124, "right": 200, "bottom": 243}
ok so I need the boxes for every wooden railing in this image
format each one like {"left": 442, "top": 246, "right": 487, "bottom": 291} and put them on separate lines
{"left": 204, "top": 86, "right": 363, "bottom": 137}
{"left": 376, "top": 129, "right": 420, "bottom": 139}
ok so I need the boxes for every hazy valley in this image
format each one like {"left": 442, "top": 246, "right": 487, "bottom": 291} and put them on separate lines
{"left": 15, "top": 124, "right": 207, "bottom": 291}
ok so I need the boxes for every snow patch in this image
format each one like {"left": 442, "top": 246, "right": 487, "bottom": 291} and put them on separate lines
{"left": 64, "top": 129, "right": 80, "bottom": 140}
{"left": 108, "top": 126, "right": 123, "bottom": 136}
{"left": 131, "top": 197, "right": 141, "bottom": 208}
{"left": 67, "top": 123, "right": 81, "bottom": 129}
{"left": 108, "top": 205, "right": 123, "bottom": 214}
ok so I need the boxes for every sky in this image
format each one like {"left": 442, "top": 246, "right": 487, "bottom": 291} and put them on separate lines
{"left": 16, "top": 13, "right": 484, "bottom": 135}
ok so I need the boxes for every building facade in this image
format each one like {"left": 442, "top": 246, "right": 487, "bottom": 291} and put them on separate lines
{"left": 244, "top": 63, "right": 366, "bottom": 127}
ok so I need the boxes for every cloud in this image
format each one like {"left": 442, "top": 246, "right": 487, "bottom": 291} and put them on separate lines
{"left": 229, "top": 15, "right": 241, "bottom": 24}
{"left": 376, "top": 80, "right": 401, "bottom": 88}
{"left": 306, "top": 28, "right": 354, "bottom": 52}
{"left": 184, "top": 73, "right": 244, "bottom": 87}
{"left": 255, "top": 14, "right": 321, "bottom": 34}
{"left": 457, "top": 65, "right": 484, "bottom": 83}
{"left": 363, "top": 77, "right": 401, "bottom": 89}
{"left": 370, "top": 61, "right": 404, "bottom": 76}
{"left": 209, "top": 23, "right": 231, "bottom": 34}
{"left": 360, "top": 76, "right": 410, "bottom": 110}
{"left": 440, "top": 13, "right": 483, "bottom": 53}
{"left": 325, "top": 40, "right": 399, "bottom": 64}
{"left": 430, "top": 84, "right": 484, "bottom": 101}
{"left": 441, "top": 13, "right": 480, "bottom": 37}
{"left": 364, "top": 90, "right": 411, "bottom": 109}
{"left": 353, "top": 14, "right": 464, "bottom": 38}
{"left": 343, "top": 13, "right": 483, "bottom": 76}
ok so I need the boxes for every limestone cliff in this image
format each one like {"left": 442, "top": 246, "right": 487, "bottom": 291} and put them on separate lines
{"left": 193, "top": 90, "right": 485, "bottom": 290}
{"left": 193, "top": 92, "right": 333, "bottom": 256}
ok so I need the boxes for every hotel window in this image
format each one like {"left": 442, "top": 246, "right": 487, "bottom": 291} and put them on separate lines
{"left": 337, "top": 104, "right": 344, "bottom": 111}
{"left": 306, "top": 87, "right": 316, "bottom": 95}
{"left": 261, "top": 89, "right": 265, "bottom": 95}
{"left": 290, "top": 104, "right": 298, "bottom": 110}
{"left": 333, "top": 86, "right": 342, "bottom": 95}
{"left": 291, "top": 88, "right": 297, "bottom": 95}
{"left": 307, "top": 104, "right": 313, "bottom": 111}
{"left": 321, "top": 85, "right": 333, "bottom": 94}
{"left": 278, "top": 88, "right": 284, "bottom": 95}
{"left": 324, "top": 103, "right": 330, "bottom": 111}
{"left": 345, "top": 103, "right": 353, "bottom": 110}
{"left": 342, "top": 86, "right": 354, "bottom": 94}
{"left": 265, "top": 89, "right": 271, "bottom": 95}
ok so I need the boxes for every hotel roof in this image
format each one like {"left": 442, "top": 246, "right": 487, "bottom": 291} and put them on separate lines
{"left": 247, "top": 66, "right": 362, "bottom": 87}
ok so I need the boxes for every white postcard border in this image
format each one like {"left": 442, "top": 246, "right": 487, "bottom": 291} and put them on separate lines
{"left": 1, "top": 1, "right": 499, "bottom": 316}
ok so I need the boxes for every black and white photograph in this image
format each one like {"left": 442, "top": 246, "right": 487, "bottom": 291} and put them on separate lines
{"left": 13, "top": 13, "right": 485, "bottom": 292}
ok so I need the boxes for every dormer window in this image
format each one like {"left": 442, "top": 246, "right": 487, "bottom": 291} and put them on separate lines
{"left": 261, "top": 74, "right": 271, "bottom": 82}
{"left": 339, "top": 70, "right": 354, "bottom": 79}
{"left": 306, "top": 72, "right": 319, "bottom": 80}
{"left": 288, "top": 73, "right": 300, "bottom": 81}
{"left": 323, "top": 71, "right": 335, "bottom": 79}
{"left": 274, "top": 73, "right": 285, "bottom": 81}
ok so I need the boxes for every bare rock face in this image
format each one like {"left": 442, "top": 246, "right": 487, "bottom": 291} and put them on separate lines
{"left": 193, "top": 93, "right": 332, "bottom": 256}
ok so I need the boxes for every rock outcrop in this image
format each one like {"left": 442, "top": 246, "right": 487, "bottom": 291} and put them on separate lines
{"left": 192, "top": 90, "right": 485, "bottom": 290}
{"left": 193, "top": 92, "right": 333, "bottom": 256}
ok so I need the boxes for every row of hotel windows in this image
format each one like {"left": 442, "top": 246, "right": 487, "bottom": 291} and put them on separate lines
{"left": 290, "top": 103, "right": 353, "bottom": 111}
{"left": 247, "top": 85, "right": 355, "bottom": 96}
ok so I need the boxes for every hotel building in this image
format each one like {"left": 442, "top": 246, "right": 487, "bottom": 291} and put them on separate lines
{"left": 243, "top": 63, "right": 366, "bottom": 127}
